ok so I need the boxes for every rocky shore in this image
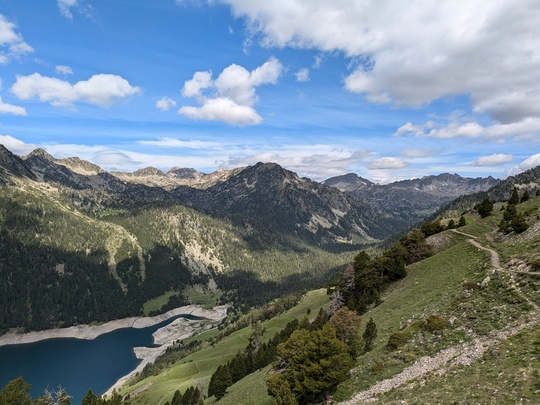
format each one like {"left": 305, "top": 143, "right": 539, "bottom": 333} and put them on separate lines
{"left": 0, "top": 305, "right": 228, "bottom": 347}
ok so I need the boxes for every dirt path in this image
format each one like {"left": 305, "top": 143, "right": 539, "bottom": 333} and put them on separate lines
{"left": 338, "top": 311, "right": 540, "bottom": 404}
{"left": 337, "top": 229, "right": 539, "bottom": 404}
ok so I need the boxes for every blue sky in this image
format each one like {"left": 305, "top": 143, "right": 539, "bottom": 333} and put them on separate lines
{"left": 1, "top": 0, "right": 539, "bottom": 183}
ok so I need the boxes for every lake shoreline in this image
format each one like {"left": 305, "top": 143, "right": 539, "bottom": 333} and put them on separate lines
{"left": 0, "top": 304, "right": 228, "bottom": 347}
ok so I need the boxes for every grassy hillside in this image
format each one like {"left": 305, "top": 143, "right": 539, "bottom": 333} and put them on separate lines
{"left": 129, "top": 194, "right": 540, "bottom": 404}
{"left": 119, "top": 289, "right": 330, "bottom": 404}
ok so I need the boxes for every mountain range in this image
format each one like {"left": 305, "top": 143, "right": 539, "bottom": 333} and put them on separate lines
{"left": 0, "top": 142, "right": 527, "bottom": 333}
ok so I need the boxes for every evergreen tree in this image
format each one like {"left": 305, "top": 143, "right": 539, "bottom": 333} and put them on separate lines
{"left": 458, "top": 215, "right": 467, "bottom": 227}
{"left": 446, "top": 219, "right": 456, "bottom": 230}
{"left": 509, "top": 187, "right": 520, "bottom": 205}
{"left": 511, "top": 212, "right": 528, "bottom": 233}
{"left": 521, "top": 189, "right": 531, "bottom": 203}
{"left": 0, "top": 377, "right": 32, "bottom": 405}
{"left": 268, "top": 323, "right": 352, "bottom": 404}
{"left": 171, "top": 389, "right": 182, "bottom": 405}
{"left": 504, "top": 203, "right": 518, "bottom": 221}
{"left": 208, "top": 365, "right": 232, "bottom": 399}
{"left": 269, "top": 377, "right": 298, "bottom": 405}
{"left": 536, "top": 189, "right": 540, "bottom": 197}
{"left": 81, "top": 389, "right": 100, "bottom": 405}
{"left": 477, "top": 198, "right": 494, "bottom": 218}
{"left": 310, "top": 308, "right": 329, "bottom": 330}
{"left": 363, "top": 317, "right": 377, "bottom": 352}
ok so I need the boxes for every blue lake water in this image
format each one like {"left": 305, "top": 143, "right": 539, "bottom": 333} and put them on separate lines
{"left": 0, "top": 314, "right": 201, "bottom": 404}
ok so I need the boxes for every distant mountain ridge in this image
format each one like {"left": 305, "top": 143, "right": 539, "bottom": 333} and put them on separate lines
{"left": 323, "top": 172, "right": 500, "bottom": 226}
{"left": 0, "top": 144, "right": 501, "bottom": 242}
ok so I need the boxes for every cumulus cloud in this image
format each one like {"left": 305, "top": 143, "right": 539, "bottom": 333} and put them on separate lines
{"left": 11, "top": 73, "right": 141, "bottom": 108}
{"left": 506, "top": 153, "right": 540, "bottom": 176}
{"left": 220, "top": 0, "right": 540, "bottom": 134}
{"left": 0, "top": 96, "right": 26, "bottom": 115}
{"left": 0, "top": 14, "right": 34, "bottom": 63}
{"left": 179, "top": 57, "right": 282, "bottom": 126}
{"left": 295, "top": 68, "right": 310, "bottom": 82}
{"left": 0, "top": 134, "right": 36, "bottom": 155}
{"left": 472, "top": 154, "right": 513, "bottom": 167}
{"left": 155, "top": 96, "right": 176, "bottom": 112}
{"left": 55, "top": 65, "right": 73, "bottom": 75}
{"left": 366, "top": 157, "right": 407, "bottom": 170}
{"left": 396, "top": 118, "right": 540, "bottom": 141}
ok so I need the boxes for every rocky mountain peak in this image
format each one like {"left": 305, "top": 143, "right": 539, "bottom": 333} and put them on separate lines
{"left": 25, "top": 148, "right": 55, "bottom": 162}
{"left": 167, "top": 167, "right": 201, "bottom": 179}
{"left": 57, "top": 157, "right": 104, "bottom": 175}
{"left": 322, "top": 173, "right": 374, "bottom": 192}
{"left": 0, "top": 143, "right": 36, "bottom": 181}
{"left": 132, "top": 167, "right": 165, "bottom": 177}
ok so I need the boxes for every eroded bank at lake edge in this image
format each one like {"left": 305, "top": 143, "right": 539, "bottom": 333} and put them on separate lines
{"left": 0, "top": 304, "right": 228, "bottom": 347}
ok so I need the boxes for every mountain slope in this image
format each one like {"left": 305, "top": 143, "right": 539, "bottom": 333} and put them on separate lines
{"left": 171, "top": 162, "right": 405, "bottom": 249}
{"left": 123, "top": 191, "right": 540, "bottom": 405}
{"left": 442, "top": 165, "right": 540, "bottom": 214}
{"left": 324, "top": 172, "right": 500, "bottom": 226}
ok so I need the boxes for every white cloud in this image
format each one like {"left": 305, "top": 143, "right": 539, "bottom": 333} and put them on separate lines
{"left": 92, "top": 150, "right": 141, "bottom": 169}
{"left": 220, "top": 0, "right": 540, "bottom": 134}
{"left": 396, "top": 118, "right": 540, "bottom": 141}
{"left": 179, "top": 57, "right": 283, "bottom": 126}
{"left": 57, "top": 0, "right": 96, "bottom": 20}
{"left": 472, "top": 154, "right": 513, "bottom": 167}
{"left": 155, "top": 96, "right": 176, "bottom": 112}
{"left": 366, "top": 157, "right": 407, "bottom": 170}
{"left": 400, "top": 148, "right": 436, "bottom": 158}
{"left": 179, "top": 98, "right": 262, "bottom": 126}
{"left": 55, "top": 65, "right": 73, "bottom": 75}
{"left": 137, "top": 137, "right": 222, "bottom": 149}
{"left": 295, "top": 68, "right": 310, "bottom": 82}
{"left": 0, "top": 96, "right": 26, "bottom": 115}
{"left": 0, "top": 134, "right": 36, "bottom": 155}
{"left": 11, "top": 73, "right": 141, "bottom": 108}
{"left": 506, "top": 153, "right": 540, "bottom": 176}
{"left": 57, "top": 0, "right": 78, "bottom": 18}
{"left": 0, "top": 14, "right": 33, "bottom": 63}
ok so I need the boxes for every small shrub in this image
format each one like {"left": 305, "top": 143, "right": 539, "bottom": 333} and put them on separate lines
{"left": 386, "top": 332, "right": 409, "bottom": 350}
{"left": 386, "top": 320, "right": 425, "bottom": 351}
{"left": 370, "top": 359, "right": 385, "bottom": 374}
{"left": 462, "top": 281, "right": 479, "bottom": 290}
{"left": 425, "top": 314, "right": 447, "bottom": 332}
{"left": 530, "top": 259, "right": 540, "bottom": 272}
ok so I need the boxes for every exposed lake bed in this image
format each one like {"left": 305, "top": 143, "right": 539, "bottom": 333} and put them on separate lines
{"left": 0, "top": 305, "right": 227, "bottom": 403}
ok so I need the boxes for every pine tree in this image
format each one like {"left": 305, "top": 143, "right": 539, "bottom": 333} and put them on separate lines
{"left": 509, "top": 187, "right": 520, "bottom": 205}
{"left": 171, "top": 389, "right": 182, "bottom": 405}
{"left": 81, "top": 389, "right": 100, "bottom": 405}
{"left": 458, "top": 215, "right": 467, "bottom": 227}
{"left": 521, "top": 189, "right": 530, "bottom": 203}
{"left": 477, "top": 198, "right": 494, "bottom": 218}
{"left": 268, "top": 324, "right": 353, "bottom": 404}
{"left": 363, "top": 317, "right": 378, "bottom": 352}
{"left": 0, "top": 377, "right": 32, "bottom": 405}
{"left": 271, "top": 378, "right": 298, "bottom": 405}
{"left": 511, "top": 212, "right": 528, "bottom": 233}
{"left": 209, "top": 365, "right": 232, "bottom": 399}
{"left": 446, "top": 219, "right": 456, "bottom": 230}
